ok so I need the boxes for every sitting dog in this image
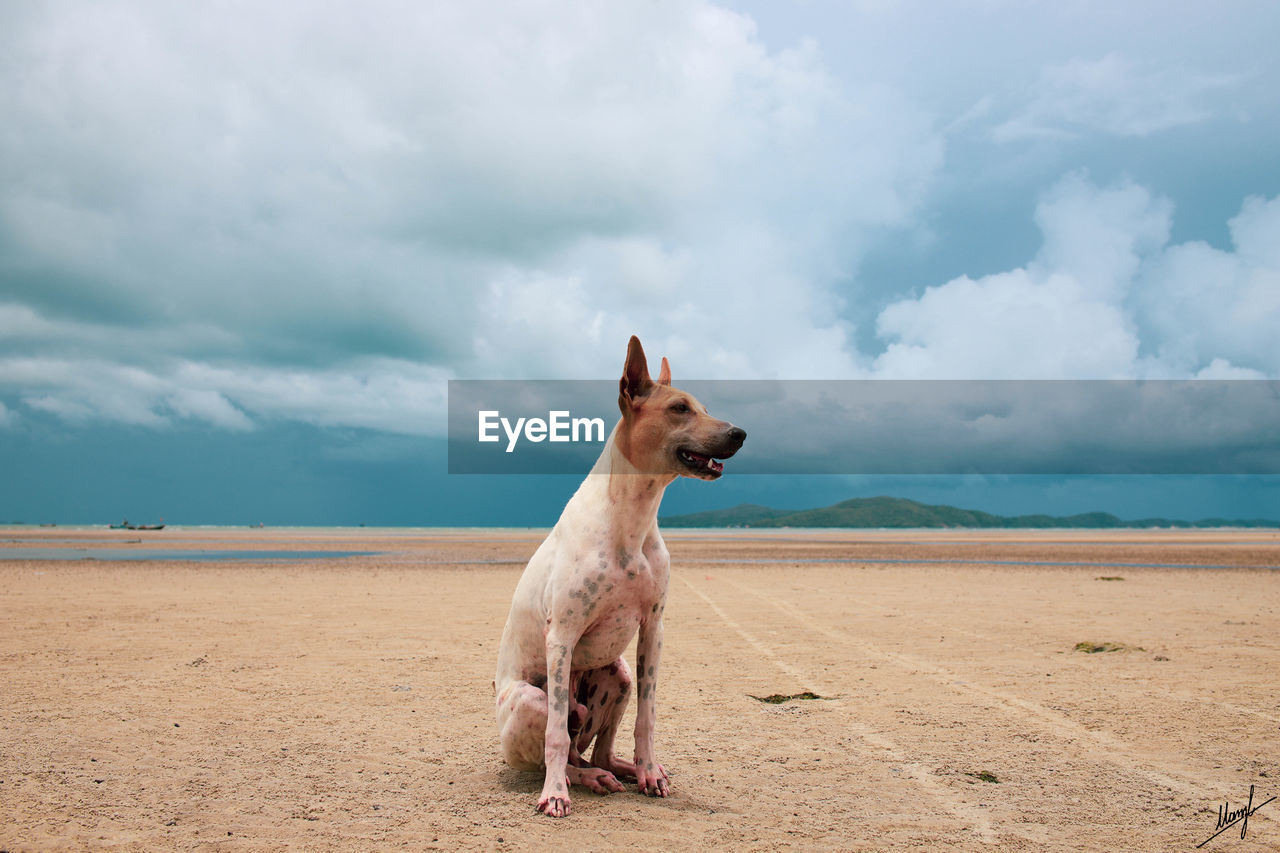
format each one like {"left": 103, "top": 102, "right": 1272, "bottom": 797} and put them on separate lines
{"left": 494, "top": 336, "right": 745, "bottom": 816}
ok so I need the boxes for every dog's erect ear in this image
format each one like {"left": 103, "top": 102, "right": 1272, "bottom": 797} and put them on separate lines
{"left": 656, "top": 356, "right": 671, "bottom": 386}
{"left": 619, "top": 335, "right": 653, "bottom": 409}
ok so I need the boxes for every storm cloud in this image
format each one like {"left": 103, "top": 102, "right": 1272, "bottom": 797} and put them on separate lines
{"left": 1, "top": 0, "right": 1278, "bottom": 440}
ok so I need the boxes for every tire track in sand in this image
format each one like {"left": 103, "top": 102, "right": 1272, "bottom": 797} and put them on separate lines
{"left": 791, "top": 580, "right": 1280, "bottom": 728}
{"left": 677, "top": 574, "right": 998, "bottom": 844}
{"left": 721, "top": 575, "right": 1255, "bottom": 807}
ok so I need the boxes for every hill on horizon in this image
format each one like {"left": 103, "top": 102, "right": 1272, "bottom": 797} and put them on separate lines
{"left": 659, "top": 496, "right": 1279, "bottom": 529}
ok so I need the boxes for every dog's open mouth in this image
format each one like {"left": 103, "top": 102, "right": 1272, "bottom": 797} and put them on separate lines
{"left": 677, "top": 448, "right": 726, "bottom": 477}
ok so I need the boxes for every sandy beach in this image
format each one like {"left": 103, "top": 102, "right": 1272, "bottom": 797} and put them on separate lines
{"left": 2, "top": 526, "right": 1278, "bottom": 851}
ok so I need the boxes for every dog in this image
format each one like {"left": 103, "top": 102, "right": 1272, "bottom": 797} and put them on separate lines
{"left": 494, "top": 336, "right": 746, "bottom": 817}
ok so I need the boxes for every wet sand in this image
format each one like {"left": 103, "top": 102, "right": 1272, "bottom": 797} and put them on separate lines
{"left": 2, "top": 526, "right": 1278, "bottom": 851}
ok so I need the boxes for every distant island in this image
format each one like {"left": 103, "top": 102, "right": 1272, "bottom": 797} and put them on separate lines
{"left": 660, "top": 496, "right": 1279, "bottom": 529}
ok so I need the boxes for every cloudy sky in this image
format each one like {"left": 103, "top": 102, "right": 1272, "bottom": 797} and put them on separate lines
{"left": 2, "top": 0, "right": 1278, "bottom": 524}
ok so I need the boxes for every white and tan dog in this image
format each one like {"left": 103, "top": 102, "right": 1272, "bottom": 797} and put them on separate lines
{"left": 494, "top": 336, "right": 745, "bottom": 817}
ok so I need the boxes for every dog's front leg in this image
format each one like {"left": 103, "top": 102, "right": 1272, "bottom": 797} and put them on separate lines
{"left": 537, "top": 635, "right": 574, "bottom": 817}
{"left": 633, "top": 616, "right": 670, "bottom": 797}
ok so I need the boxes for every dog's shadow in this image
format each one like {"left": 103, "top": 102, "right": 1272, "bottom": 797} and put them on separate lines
{"left": 494, "top": 764, "right": 711, "bottom": 814}
{"left": 496, "top": 765, "right": 542, "bottom": 794}
{"left": 495, "top": 765, "right": 622, "bottom": 807}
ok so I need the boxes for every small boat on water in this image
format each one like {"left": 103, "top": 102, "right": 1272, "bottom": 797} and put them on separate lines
{"left": 110, "top": 519, "right": 166, "bottom": 531}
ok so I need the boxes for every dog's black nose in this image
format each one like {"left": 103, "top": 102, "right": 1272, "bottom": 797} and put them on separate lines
{"left": 727, "top": 426, "right": 746, "bottom": 446}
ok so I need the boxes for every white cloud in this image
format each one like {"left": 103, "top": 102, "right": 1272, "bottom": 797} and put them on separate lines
{"left": 1231, "top": 194, "right": 1280, "bottom": 269}
{"left": 170, "top": 359, "right": 451, "bottom": 435}
{"left": 23, "top": 395, "right": 96, "bottom": 424}
{"left": 993, "top": 53, "right": 1241, "bottom": 142}
{"left": 1032, "top": 173, "right": 1171, "bottom": 300}
{"left": 0, "top": 355, "right": 449, "bottom": 434}
{"left": 1194, "top": 358, "right": 1267, "bottom": 380}
{"left": 873, "top": 174, "right": 1280, "bottom": 379}
{"left": 165, "top": 389, "right": 254, "bottom": 432}
{"left": 874, "top": 269, "right": 1139, "bottom": 378}
{"left": 3, "top": 358, "right": 173, "bottom": 428}
{"left": 1131, "top": 195, "right": 1280, "bottom": 376}
{"left": 472, "top": 233, "right": 863, "bottom": 381}
{"left": 0, "top": 0, "right": 941, "bottom": 419}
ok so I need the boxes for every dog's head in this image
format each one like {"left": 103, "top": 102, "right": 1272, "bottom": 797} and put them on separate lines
{"left": 615, "top": 336, "right": 745, "bottom": 480}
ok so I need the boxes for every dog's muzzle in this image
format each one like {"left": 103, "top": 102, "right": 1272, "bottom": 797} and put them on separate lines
{"left": 677, "top": 426, "right": 746, "bottom": 479}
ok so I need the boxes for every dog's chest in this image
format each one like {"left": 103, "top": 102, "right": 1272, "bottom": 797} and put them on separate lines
{"left": 567, "top": 551, "right": 667, "bottom": 670}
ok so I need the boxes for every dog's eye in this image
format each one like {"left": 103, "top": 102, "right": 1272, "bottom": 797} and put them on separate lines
{"left": 670, "top": 402, "right": 690, "bottom": 414}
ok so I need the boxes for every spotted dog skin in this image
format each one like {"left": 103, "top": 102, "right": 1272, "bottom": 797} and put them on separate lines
{"left": 494, "top": 336, "right": 745, "bottom": 817}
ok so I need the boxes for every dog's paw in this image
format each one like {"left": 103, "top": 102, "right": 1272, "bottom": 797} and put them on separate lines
{"left": 569, "top": 765, "right": 625, "bottom": 795}
{"left": 536, "top": 794, "right": 571, "bottom": 818}
{"left": 635, "top": 762, "right": 670, "bottom": 798}
{"left": 593, "top": 754, "right": 638, "bottom": 782}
